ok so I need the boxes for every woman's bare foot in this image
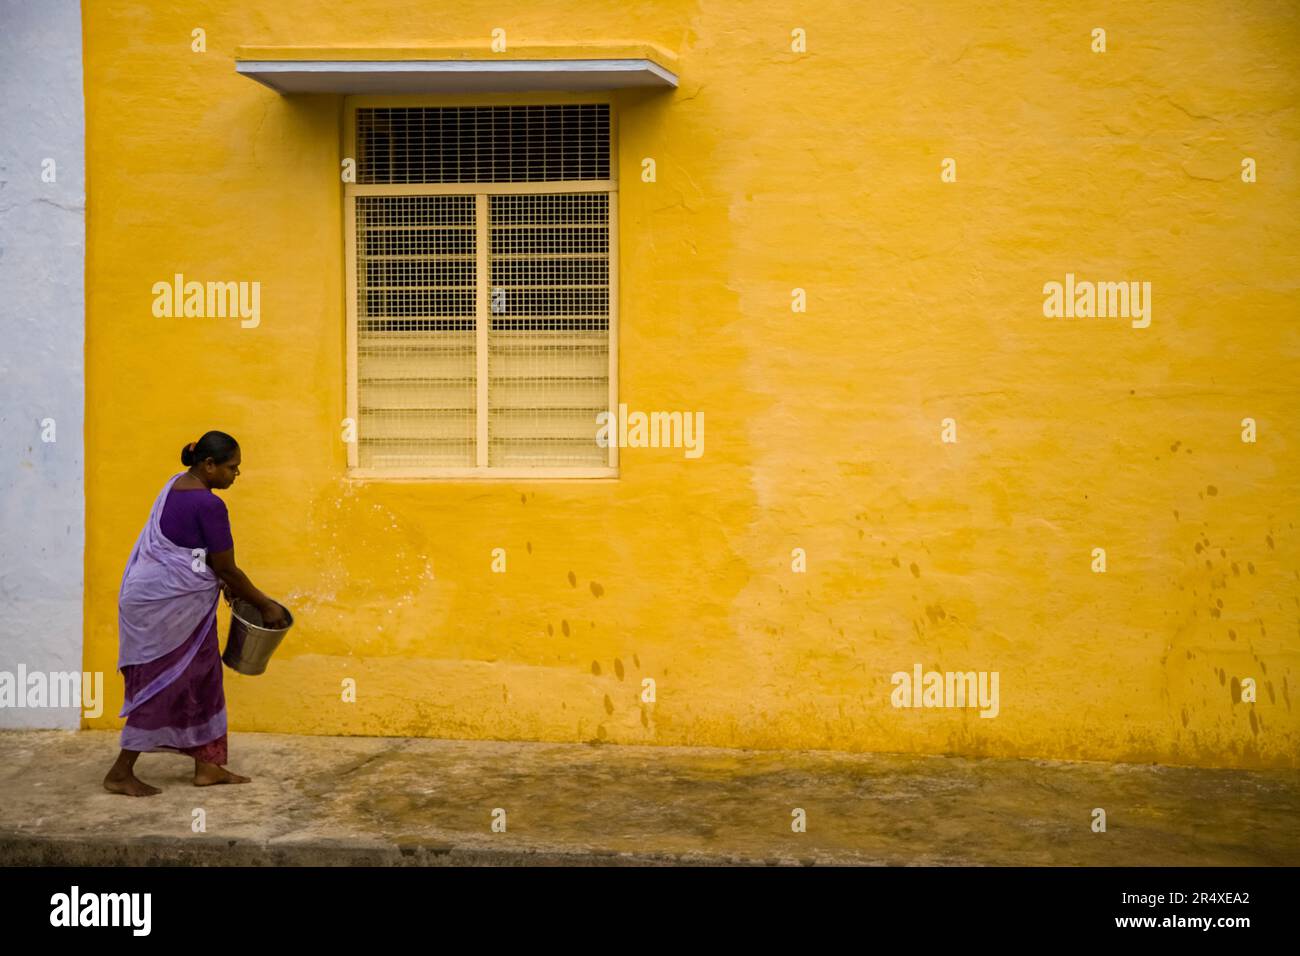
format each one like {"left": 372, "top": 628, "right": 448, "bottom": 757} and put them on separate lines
{"left": 103, "top": 769, "right": 161, "bottom": 797}
{"left": 193, "top": 762, "right": 251, "bottom": 786}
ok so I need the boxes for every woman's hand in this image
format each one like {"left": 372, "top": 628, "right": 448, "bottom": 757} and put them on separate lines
{"left": 258, "top": 601, "right": 288, "bottom": 628}
{"left": 211, "top": 552, "right": 285, "bottom": 626}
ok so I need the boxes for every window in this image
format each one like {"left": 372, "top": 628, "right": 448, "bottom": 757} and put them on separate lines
{"left": 345, "top": 103, "right": 618, "bottom": 477}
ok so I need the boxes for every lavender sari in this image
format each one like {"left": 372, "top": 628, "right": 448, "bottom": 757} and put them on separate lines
{"left": 117, "top": 473, "right": 228, "bottom": 760}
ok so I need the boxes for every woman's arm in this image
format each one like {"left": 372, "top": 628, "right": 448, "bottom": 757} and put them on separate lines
{"left": 208, "top": 548, "right": 287, "bottom": 626}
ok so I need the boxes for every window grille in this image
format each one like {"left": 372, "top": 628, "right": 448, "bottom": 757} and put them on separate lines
{"left": 356, "top": 104, "right": 611, "bottom": 183}
{"left": 346, "top": 103, "right": 617, "bottom": 477}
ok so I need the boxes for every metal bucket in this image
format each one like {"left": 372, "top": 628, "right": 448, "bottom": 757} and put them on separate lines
{"left": 222, "top": 597, "right": 293, "bottom": 676}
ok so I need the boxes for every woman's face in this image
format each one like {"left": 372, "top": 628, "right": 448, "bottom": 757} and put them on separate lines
{"left": 202, "top": 449, "right": 241, "bottom": 489}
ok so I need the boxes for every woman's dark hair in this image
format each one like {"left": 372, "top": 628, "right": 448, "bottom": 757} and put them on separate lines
{"left": 181, "top": 431, "right": 239, "bottom": 467}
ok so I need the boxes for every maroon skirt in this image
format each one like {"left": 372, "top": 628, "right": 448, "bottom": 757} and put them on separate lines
{"left": 120, "top": 615, "right": 229, "bottom": 766}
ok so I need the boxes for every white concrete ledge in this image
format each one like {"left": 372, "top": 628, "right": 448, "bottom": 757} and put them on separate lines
{"left": 236, "top": 57, "right": 679, "bottom": 94}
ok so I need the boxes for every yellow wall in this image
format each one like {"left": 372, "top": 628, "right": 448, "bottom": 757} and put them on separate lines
{"left": 83, "top": 1, "right": 1300, "bottom": 769}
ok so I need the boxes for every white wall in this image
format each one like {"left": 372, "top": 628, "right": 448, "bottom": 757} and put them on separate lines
{"left": 0, "top": 0, "right": 86, "bottom": 728}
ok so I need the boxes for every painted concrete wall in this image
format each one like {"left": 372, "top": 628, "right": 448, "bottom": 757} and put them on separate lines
{"left": 0, "top": 0, "right": 86, "bottom": 729}
{"left": 81, "top": 1, "right": 1298, "bottom": 767}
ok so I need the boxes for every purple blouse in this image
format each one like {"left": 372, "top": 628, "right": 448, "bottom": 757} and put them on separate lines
{"left": 159, "top": 486, "right": 234, "bottom": 554}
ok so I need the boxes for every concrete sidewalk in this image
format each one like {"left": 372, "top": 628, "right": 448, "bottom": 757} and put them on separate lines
{"left": 1, "top": 730, "right": 1296, "bottom": 866}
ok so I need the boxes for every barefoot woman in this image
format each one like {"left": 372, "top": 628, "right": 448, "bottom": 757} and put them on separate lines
{"left": 103, "top": 431, "right": 286, "bottom": 796}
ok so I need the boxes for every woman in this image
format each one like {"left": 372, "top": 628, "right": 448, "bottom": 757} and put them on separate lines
{"left": 103, "top": 431, "right": 287, "bottom": 796}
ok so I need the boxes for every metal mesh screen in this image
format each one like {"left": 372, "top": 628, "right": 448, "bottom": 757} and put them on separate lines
{"left": 349, "top": 102, "right": 615, "bottom": 474}
{"left": 355, "top": 195, "right": 477, "bottom": 468}
{"left": 488, "top": 193, "right": 611, "bottom": 467}
{"left": 356, "top": 105, "right": 611, "bottom": 184}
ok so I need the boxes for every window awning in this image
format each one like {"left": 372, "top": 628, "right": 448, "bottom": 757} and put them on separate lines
{"left": 234, "top": 44, "right": 678, "bottom": 94}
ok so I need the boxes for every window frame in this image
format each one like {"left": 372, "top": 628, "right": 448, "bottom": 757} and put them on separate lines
{"left": 343, "top": 92, "right": 619, "bottom": 480}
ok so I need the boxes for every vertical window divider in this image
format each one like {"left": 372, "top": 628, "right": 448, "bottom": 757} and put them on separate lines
{"left": 344, "top": 191, "right": 359, "bottom": 469}
{"left": 607, "top": 189, "right": 619, "bottom": 471}
{"left": 475, "top": 192, "right": 490, "bottom": 469}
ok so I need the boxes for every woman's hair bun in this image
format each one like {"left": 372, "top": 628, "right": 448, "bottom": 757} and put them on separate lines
{"left": 180, "top": 433, "right": 237, "bottom": 468}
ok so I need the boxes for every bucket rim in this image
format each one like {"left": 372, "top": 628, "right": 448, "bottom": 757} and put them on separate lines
{"left": 229, "top": 597, "right": 293, "bottom": 631}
